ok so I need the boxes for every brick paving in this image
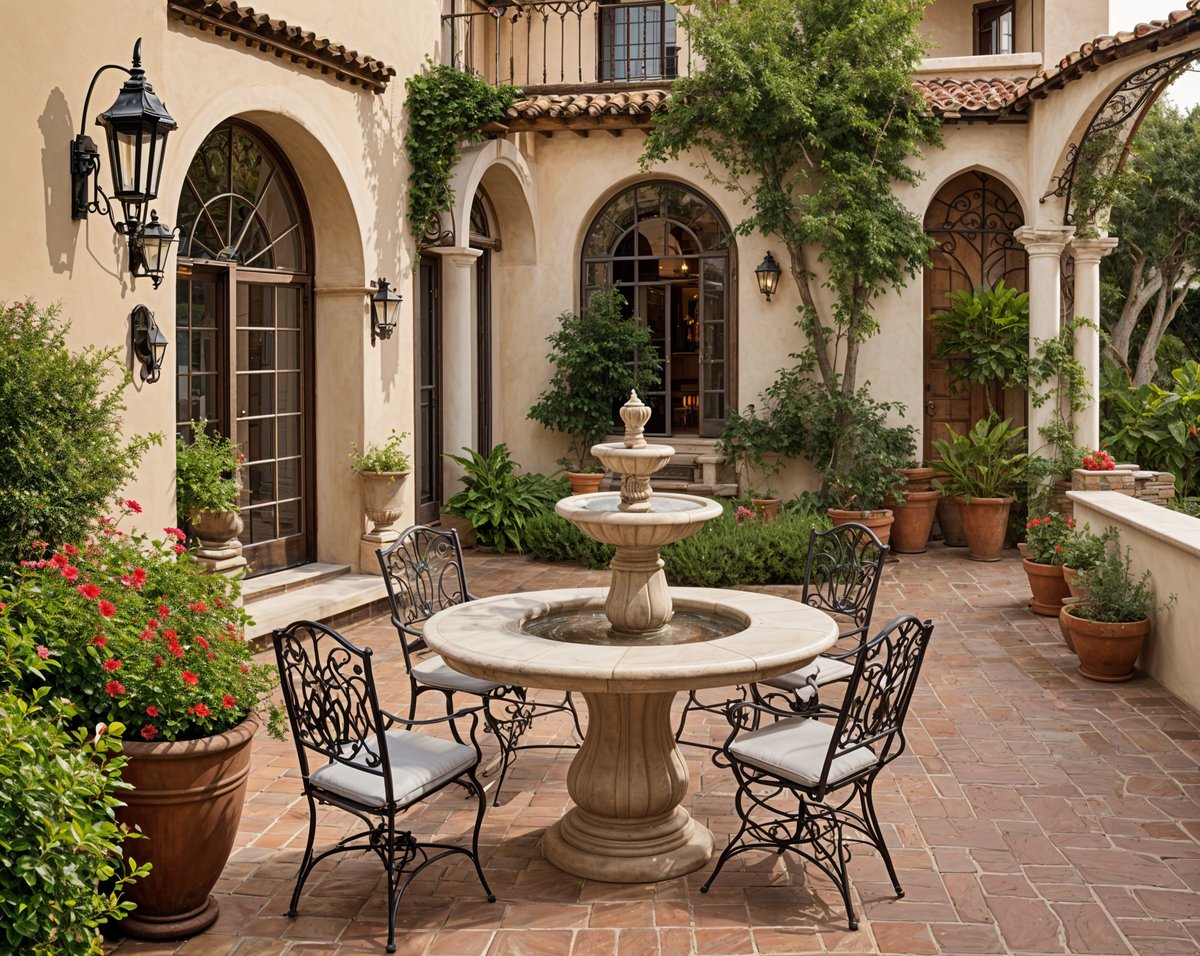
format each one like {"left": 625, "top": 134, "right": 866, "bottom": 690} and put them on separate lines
{"left": 107, "top": 545, "right": 1200, "bottom": 956}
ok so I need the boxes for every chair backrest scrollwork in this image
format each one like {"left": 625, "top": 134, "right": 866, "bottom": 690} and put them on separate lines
{"left": 802, "top": 523, "right": 889, "bottom": 638}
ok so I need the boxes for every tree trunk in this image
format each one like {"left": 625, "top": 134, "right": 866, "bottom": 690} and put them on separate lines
{"left": 1132, "top": 264, "right": 1198, "bottom": 386}
{"left": 1107, "top": 255, "right": 1160, "bottom": 370}
{"left": 785, "top": 241, "right": 836, "bottom": 389}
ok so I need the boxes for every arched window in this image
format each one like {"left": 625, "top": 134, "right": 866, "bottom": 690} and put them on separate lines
{"left": 582, "top": 181, "right": 731, "bottom": 437}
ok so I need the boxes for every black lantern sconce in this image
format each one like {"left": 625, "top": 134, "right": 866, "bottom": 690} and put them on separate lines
{"left": 370, "top": 277, "right": 402, "bottom": 346}
{"left": 72, "top": 39, "right": 179, "bottom": 288}
{"left": 755, "top": 251, "right": 782, "bottom": 301}
{"left": 131, "top": 305, "right": 168, "bottom": 384}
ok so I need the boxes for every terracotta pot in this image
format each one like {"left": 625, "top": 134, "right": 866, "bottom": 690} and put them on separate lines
{"left": 901, "top": 466, "right": 936, "bottom": 493}
{"left": 889, "top": 490, "right": 940, "bottom": 554}
{"left": 1058, "top": 598, "right": 1079, "bottom": 653}
{"left": 1060, "top": 606, "right": 1151, "bottom": 682}
{"left": 359, "top": 471, "right": 409, "bottom": 535}
{"left": 826, "top": 508, "right": 895, "bottom": 546}
{"left": 954, "top": 495, "right": 1012, "bottom": 562}
{"left": 1023, "top": 558, "right": 1071, "bottom": 616}
{"left": 752, "top": 497, "right": 782, "bottom": 522}
{"left": 439, "top": 511, "right": 476, "bottom": 549}
{"left": 1062, "top": 565, "right": 1088, "bottom": 600}
{"left": 188, "top": 509, "right": 243, "bottom": 551}
{"left": 567, "top": 472, "right": 605, "bottom": 495}
{"left": 117, "top": 713, "right": 259, "bottom": 939}
{"left": 935, "top": 492, "right": 967, "bottom": 547}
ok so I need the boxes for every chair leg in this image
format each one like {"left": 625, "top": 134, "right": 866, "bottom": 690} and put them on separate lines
{"left": 833, "top": 816, "right": 859, "bottom": 932}
{"left": 674, "top": 690, "right": 701, "bottom": 742}
{"left": 384, "top": 811, "right": 399, "bottom": 954}
{"left": 466, "top": 768, "right": 497, "bottom": 903}
{"left": 700, "top": 781, "right": 755, "bottom": 893}
{"left": 483, "top": 694, "right": 528, "bottom": 806}
{"left": 286, "top": 793, "right": 319, "bottom": 917}
{"left": 858, "top": 778, "right": 904, "bottom": 898}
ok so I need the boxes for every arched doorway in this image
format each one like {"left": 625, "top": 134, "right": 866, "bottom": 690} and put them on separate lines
{"left": 582, "top": 181, "right": 732, "bottom": 437}
{"left": 175, "top": 121, "right": 315, "bottom": 575}
{"left": 922, "top": 171, "right": 1027, "bottom": 461}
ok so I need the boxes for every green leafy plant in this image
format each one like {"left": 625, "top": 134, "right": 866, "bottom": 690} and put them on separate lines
{"left": 404, "top": 60, "right": 517, "bottom": 242}
{"left": 717, "top": 408, "right": 784, "bottom": 499}
{"left": 528, "top": 288, "right": 663, "bottom": 471}
{"left": 443, "top": 445, "right": 562, "bottom": 553}
{"left": 523, "top": 511, "right": 616, "bottom": 570}
{"left": 1059, "top": 525, "right": 1111, "bottom": 572}
{"left": 1072, "top": 536, "right": 1175, "bottom": 623}
{"left": 350, "top": 429, "right": 412, "bottom": 475}
{"left": 0, "top": 301, "right": 158, "bottom": 564}
{"left": 1022, "top": 513, "right": 1073, "bottom": 565}
{"left": 928, "top": 281, "right": 1030, "bottom": 402}
{"left": 177, "top": 423, "right": 243, "bottom": 515}
{"left": 932, "top": 415, "right": 1029, "bottom": 500}
{"left": 819, "top": 395, "right": 916, "bottom": 512}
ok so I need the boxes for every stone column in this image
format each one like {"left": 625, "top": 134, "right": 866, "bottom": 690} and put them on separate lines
{"left": 1069, "top": 236, "right": 1119, "bottom": 450}
{"left": 1014, "top": 225, "right": 1074, "bottom": 456}
{"left": 430, "top": 246, "right": 482, "bottom": 492}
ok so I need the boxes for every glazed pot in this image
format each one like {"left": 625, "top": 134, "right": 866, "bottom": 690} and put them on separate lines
{"left": 1059, "top": 605, "right": 1150, "bottom": 682}
{"left": 954, "top": 495, "right": 1012, "bottom": 562}
{"left": 901, "top": 466, "right": 936, "bottom": 493}
{"left": 827, "top": 508, "right": 895, "bottom": 547}
{"left": 935, "top": 492, "right": 967, "bottom": 547}
{"left": 1023, "top": 558, "right": 1071, "bottom": 616}
{"left": 1062, "top": 565, "right": 1088, "bottom": 600}
{"left": 567, "top": 472, "right": 605, "bottom": 495}
{"left": 359, "top": 471, "right": 409, "bottom": 535}
{"left": 888, "top": 490, "right": 940, "bottom": 554}
{"left": 117, "top": 713, "right": 259, "bottom": 939}
{"left": 188, "top": 509, "right": 243, "bottom": 551}
{"left": 752, "top": 497, "right": 782, "bottom": 522}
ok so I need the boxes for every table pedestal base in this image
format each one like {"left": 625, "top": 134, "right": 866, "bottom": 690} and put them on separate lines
{"left": 543, "top": 806, "right": 713, "bottom": 883}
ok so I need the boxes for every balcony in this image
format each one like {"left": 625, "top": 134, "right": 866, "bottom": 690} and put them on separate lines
{"left": 442, "top": 0, "right": 691, "bottom": 89}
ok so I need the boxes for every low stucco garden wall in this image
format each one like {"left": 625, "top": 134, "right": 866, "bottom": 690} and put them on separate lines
{"left": 1068, "top": 490, "right": 1200, "bottom": 711}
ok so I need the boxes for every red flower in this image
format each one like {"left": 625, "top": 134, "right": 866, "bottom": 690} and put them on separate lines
{"left": 1066, "top": 518, "right": 1074, "bottom": 527}
{"left": 168, "top": 642, "right": 185, "bottom": 659}
{"left": 105, "top": 680, "right": 126, "bottom": 697}
{"left": 140, "top": 724, "right": 157, "bottom": 740}
{"left": 61, "top": 564, "right": 79, "bottom": 582}
{"left": 188, "top": 703, "right": 211, "bottom": 718}
{"left": 36, "top": 645, "right": 50, "bottom": 660}
{"left": 164, "top": 527, "right": 185, "bottom": 542}
{"left": 139, "top": 629, "right": 154, "bottom": 641}
{"left": 207, "top": 652, "right": 217, "bottom": 661}
{"left": 147, "top": 618, "right": 160, "bottom": 630}
{"left": 131, "top": 567, "right": 147, "bottom": 588}
{"left": 97, "top": 600, "right": 117, "bottom": 618}
{"left": 181, "top": 670, "right": 199, "bottom": 686}
{"left": 158, "top": 604, "right": 171, "bottom": 618}
{"left": 125, "top": 499, "right": 143, "bottom": 514}
{"left": 146, "top": 705, "right": 159, "bottom": 717}
{"left": 50, "top": 553, "right": 68, "bottom": 568}
{"left": 77, "top": 583, "right": 101, "bottom": 601}
{"left": 92, "top": 635, "right": 108, "bottom": 648}
{"left": 222, "top": 695, "right": 236, "bottom": 709}
{"left": 1054, "top": 545, "right": 1062, "bottom": 552}
{"left": 173, "top": 544, "right": 187, "bottom": 555}
{"left": 240, "top": 663, "right": 249, "bottom": 674}
{"left": 102, "top": 658, "right": 121, "bottom": 672}
{"left": 63, "top": 543, "right": 79, "bottom": 557}
{"left": 196, "top": 636, "right": 210, "bottom": 650}
{"left": 188, "top": 601, "right": 207, "bottom": 614}
{"left": 162, "top": 628, "right": 177, "bottom": 640}
{"left": 154, "top": 655, "right": 164, "bottom": 667}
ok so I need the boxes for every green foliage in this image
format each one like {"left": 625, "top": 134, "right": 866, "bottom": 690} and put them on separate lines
{"left": 1058, "top": 524, "right": 1111, "bottom": 573}
{"left": 1072, "top": 535, "right": 1174, "bottom": 624}
{"left": 404, "top": 61, "right": 517, "bottom": 242}
{"left": 716, "top": 408, "right": 785, "bottom": 498}
{"left": 350, "top": 429, "right": 411, "bottom": 475}
{"left": 528, "top": 289, "right": 663, "bottom": 470}
{"left": 1022, "top": 512, "right": 1073, "bottom": 565}
{"left": 177, "top": 423, "right": 242, "bottom": 515}
{"left": 443, "top": 445, "right": 564, "bottom": 553}
{"left": 522, "top": 511, "right": 615, "bottom": 570}
{"left": 1102, "top": 360, "right": 1200, "bottom": 497}
{"left": 1071, "top": 129, "right": 1129, "bottom": 237}
{"left": 932, "top": 415, "right": 1029, "bottom": 500}
{"left": 928, "top": 281, "right": 1029, "bottom": 396}
{"left": 0, "top": 301, "right": 158, "bottom": 564}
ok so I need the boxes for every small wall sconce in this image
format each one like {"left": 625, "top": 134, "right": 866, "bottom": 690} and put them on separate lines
{"left": 370, "top": 277, "right": 402, "bottom": 346}
{"left": 131, "top": 305, "right": 168, "bottom": 383}
{"left": 755, "top": 251, "right": 782, "bottom": 301}
{"left": 72, "top": 39, "right": 179, "bottom": 288}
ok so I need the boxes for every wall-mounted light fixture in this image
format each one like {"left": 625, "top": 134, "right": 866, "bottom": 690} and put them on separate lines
{"left": 131, "top": 305, "right": 168, "bottom": 383}
{"left": 370, "top": 277, "right": 402, "bottom": 345}
{"left": 755, "top": 251, "right": 782, "bottom": 301}
{"left": 72, "top": 39, "right": 179, "bottom": 288}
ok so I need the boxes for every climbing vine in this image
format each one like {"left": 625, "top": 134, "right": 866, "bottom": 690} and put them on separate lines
{"left": 404, "top": 60, "right": 517, "bottom": 243}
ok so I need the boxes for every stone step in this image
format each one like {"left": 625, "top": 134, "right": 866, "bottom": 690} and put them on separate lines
{"left": 242, "top": 562, "right": 353, "bottom": 604}
{"left": 244, "top": 573, "right": 389, "bottom": 646}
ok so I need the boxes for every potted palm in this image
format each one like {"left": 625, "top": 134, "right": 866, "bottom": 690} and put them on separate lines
{"left": 1060, "top": 536, "right": 1175, "bottom": 682}
{"left": 931, "top": 416, "right": 1029, "bottom": 561}
{"left": 1021, "top": 513, "right": 1073, "bottom": 615}
{"left": 176, "top": 423, "right": 243, "bottom": 554}
{"left": 350, "top": 429, "right": 411, "bottom": 537}
{"left": 528, "top": 288, "right": 662, "bottom": 493}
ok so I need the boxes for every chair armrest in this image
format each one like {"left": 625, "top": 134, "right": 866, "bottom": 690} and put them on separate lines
{"left": 823, "top": 627, "right": 869, "bottom": 661}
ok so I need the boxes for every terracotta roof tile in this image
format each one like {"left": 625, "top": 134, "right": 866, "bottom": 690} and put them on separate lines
{"left": 912, "top": 77, "right": 1026, "bottom": 115}
{"left": 505, "top": 89, "right": 670, "bottom": 124}
{"left": 167, "top": 0, "right": 396, "bottom": 93}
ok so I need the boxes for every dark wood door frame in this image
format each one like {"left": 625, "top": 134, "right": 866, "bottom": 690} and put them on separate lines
{"left": 415, "top": 255, "right": 444, "bottom": 525}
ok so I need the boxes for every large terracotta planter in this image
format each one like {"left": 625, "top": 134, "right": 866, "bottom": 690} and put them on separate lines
{"left": 188, "top": 509, "right": 243, "bottom": 551}
{"left": 901, "top": 466, "right": 936, "bottom": 492}
{"left": 1023, "top": 558, "right": 1071, "bottom": 616}
{"left": 1058, "top": 598, "right": 1079, "bottom": 653}
{"left": 1062, "top": 565, "right": 1088, "bottom": 600}
{"left": 827, "top": 508, "right": 895, "bottom": 546}
{"left": 934, "top": 492, "right": 967, "bottom": 547}
{"left": 359, "top": 471, "right": 409, "bottom": 535}
{"left": 752, "top": 497, "right": 782, "bottom": 522}
{"left": 567, "top": 472, "right": 605, "bottom": 495}
{"left": 954, "top": 495, "right": 1012, "bottom": 562}
{"left": 889, "top": 490, "right": 940, "bottom": 554}
{"left": 117, "top": 713, "right": 259, "bottom": 939}
{"left": 1059, "top": 606, "right": 1150, "bottom": 682}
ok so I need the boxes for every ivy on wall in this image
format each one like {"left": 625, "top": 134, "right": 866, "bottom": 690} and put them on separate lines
{"left": 404, "top": 59, "right": 517, "bottom": 243}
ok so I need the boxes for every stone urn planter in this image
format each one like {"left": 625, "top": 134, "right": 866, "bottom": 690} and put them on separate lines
{"left": 116, "top": 713, "right": 259, "bottom": 939}
{"left": 752, "top": 497, "right": 782, "bottom": 522}
{"left": 567, "top": 471, "right": 605, "bottom": 495}
{"left": 1059, "top": 605, "right": 1150, "bottom": 682}
{"left": 827, "top": 508, "right": 894, "bottom": 546}
{"left": 359, "top": 470, "right": 409, "bottom": 535}
{"left": 954, "top": 495, "right": 1012, "bottom": 562}
{"left": 188, "top": 509, "right": 243, "bottom": 551}
{"left": 888, "top": 490, "right": 940, "bottom": 554}
{"left": 1023, "top": 559, "right": 1071, "bottom": 616}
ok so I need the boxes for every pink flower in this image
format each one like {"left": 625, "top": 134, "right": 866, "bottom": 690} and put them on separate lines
{"left": 164, "top": 527, "right": 185, "bottom": 542}
{"left": 63, "top": 543, "right": 79, "bottom": 557}
{"left": 102, "top": 658, "right": 121, "bottom": 672}
{"left": 140, "top": 724, "right": 157, "bottom": 740}
{"left": 173, "top": 544, "right": 187, "bottom": 555}
{"left": 125, "top": 499, "right": 142, "bottom": 514}
{"left": 77, "top": 583, "right": 101, "bottom": 601}
{"left": 50, "top": 553, "right": 67, "bottom": 568}
{"left": 92, "top": 635, "right": 108, "bottom": 648}
{"left": 60, "top": 564, "right": 79, "bottom": 582}
{"left": 146, "top": 705, "right": 159, "bottom": 717}
{"left": 105, "top": 680, "right": 126, "bottom": 697}
{"left": 36, "top": 645, "right": 50, "bottom": 660}
{"left": 97, "top": 600, "right": 117, "bottom": 618}
{"left": 221, "top": 695, "right": 236, "bottom": 709}
{"left": 181, "top": 670, "right": 199, "bottom": 686}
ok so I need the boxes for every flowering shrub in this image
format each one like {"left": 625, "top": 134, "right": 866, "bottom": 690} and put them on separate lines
{"left": 6, "top": 504, "right": 281, "bottom": 742}
{"left": 1024, "top": 513, "right": 1074, "bottom": 565}
{"left": 1080, "top": 448, "right": 1116, "bottom": 471}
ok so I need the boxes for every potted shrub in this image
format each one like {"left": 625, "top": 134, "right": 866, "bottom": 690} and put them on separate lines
{"left": 528, "top": 288, "right": 662, "bottom": 494}
{"left": 7, "top": 502, "right": 283, "bottom": 940}
{"left": 176, "top": 423, "right": 244, "bottom": 552}
{"left": 822, "top": 406, "right": 915, "bottom": 547}
{"left": 1059, "top": 524, "right": 1110, "bottom": 599}
{"left": 1060, "top": 536, "right": 1175, "bottom": 682}
{"left": 932, "top": 416, "right": 1029, "bottom": 561}
{"left": 350, "top": 429, "right": 411, "bottom": 537}
{"left": 1021, "top": 513, "right": 1073, "bottom": 615}
{"left": 718, "top": 410, "right": 785, "bottom": 521}
{"left": 443, "top": 445, "right": 564, "bottom": 553}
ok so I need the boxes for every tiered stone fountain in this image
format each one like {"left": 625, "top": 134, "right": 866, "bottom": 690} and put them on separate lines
{"left": 423, "top": 394, "right": 837, "bottom": 882}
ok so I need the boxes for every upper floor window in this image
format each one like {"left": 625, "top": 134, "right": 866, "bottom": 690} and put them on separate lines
{"left": 975, "top": 1, "right": 1014, "bottom": 56}
{"left": 599, "top": 1, "right": 678, "bottom": 82}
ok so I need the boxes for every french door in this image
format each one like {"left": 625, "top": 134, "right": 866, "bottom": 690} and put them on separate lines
{"left": 415, "top": 256, "right": 443, "bottom": 524}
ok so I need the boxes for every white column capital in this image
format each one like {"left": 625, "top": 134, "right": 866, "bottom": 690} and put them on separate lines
{"left": 1014, "top": 225, "right": 1075, "bottom": 258}
{"left": 1069, "top": 236, "right": 1120, "bottom": 264}
{"left": 429, "top": 245, "right": 483, "bottom": 269}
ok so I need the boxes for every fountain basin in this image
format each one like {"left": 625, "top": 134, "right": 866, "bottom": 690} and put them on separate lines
{"left": 556, "top": 492, "right": 723, "bottom": 548}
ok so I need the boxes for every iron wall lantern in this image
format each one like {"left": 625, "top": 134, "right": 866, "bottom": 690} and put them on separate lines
{"left": 755, "top": 251, "right": 782, "bottom": 301}
{"left": 131, "top": 305, "right": 168, "bottom": 384}
{"left": 370, "top": 277, "right": 402, "bottom": 345}
{"left": 72, "top": 39, "right": 179, "bottom": 288}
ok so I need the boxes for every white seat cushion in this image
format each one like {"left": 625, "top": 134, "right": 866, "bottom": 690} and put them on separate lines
{"left": 413, "top": 654, "right": 505, "bottom": 696}
{"left": 310, "top": 729, "right": 476, "bottom": 807}
{"left": 729, "top": 717, "right": 877, "bottom": 789}
{"left": 761, "top": 655, "right": 854, "bottom": 700}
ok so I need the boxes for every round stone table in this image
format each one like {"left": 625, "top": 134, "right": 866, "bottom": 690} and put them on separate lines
{"left": 423, "top": 587, "right": 838, "bottom": 883}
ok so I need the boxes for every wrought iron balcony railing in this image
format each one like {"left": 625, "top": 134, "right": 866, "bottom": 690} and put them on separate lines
{"left": 442, "top": 0, "right": 691, "bottom": 88}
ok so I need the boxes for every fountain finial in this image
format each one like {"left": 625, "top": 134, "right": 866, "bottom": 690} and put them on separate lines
{"left": 621, "top": 391, "right": 651, "bottom": 449}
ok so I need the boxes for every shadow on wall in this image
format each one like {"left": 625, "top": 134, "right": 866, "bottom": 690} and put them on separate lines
{"left": 40, "top": 87, "right": 78, "bottom": 275}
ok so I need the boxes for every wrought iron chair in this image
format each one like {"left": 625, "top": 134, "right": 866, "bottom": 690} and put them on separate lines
{"left": 273, "top": 620, "right": 494, "bottom": 955}
{"left": 675, "top": 522, "right": 890, "bottom": 751}
{"left": 701, "top": 614, "right": 935, "bottom": 931}
{"left": 378, "top": 525, "right": 581, "bottom": 805}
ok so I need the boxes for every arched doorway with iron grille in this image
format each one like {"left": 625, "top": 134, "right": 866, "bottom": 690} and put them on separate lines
{"left": 175, "top": 120, "right": 315, "bottom": 576}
